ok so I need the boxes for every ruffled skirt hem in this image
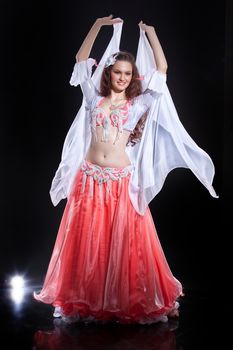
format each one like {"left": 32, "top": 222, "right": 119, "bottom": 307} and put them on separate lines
{"left": 52, "top": 300, "right": 181, "bottom": 325}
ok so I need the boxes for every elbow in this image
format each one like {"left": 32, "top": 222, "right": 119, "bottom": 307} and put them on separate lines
{"left": 75, "top": 55, "right": 83, "bottom": 63}
{"left": 75, "top": 55, "right": 82, "bottom": 63}
{"left": 157, "top": 64, "right": 168, "bottom": 75}
{"left": 75, "top": 54, "right": 88, "bottom": 63}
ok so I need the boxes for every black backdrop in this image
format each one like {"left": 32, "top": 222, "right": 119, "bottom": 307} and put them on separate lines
{"left": 0, "top": 0, "right": 231, "bottom": 296}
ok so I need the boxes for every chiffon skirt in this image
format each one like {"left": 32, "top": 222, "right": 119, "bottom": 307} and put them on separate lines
{"left": 34, "top": 159, "right": 183, "bottom": 325}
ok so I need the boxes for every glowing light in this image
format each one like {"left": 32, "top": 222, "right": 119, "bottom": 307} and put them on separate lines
{"left": 10, "top": 276, "right": 25, "bottom": 289}
{"left": 9, "top": 275, "right": 25, "bottom": 304}
{"left": 10, "top": 288, "right": 24, "bottom": 304}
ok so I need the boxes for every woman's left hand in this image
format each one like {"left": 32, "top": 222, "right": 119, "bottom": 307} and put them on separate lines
{"left": 138, "top": 20, "right": 155, "bottom": 33}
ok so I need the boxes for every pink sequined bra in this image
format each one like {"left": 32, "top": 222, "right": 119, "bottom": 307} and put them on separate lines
{"left": 91, "top": 97, "right": 132, "bottom": 144}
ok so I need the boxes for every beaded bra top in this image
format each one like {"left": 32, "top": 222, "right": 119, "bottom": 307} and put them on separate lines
{"left": 91, "top": 97, "right": 132, "bottom": 144}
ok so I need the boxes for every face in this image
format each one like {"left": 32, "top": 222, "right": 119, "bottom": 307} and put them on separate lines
{"left": 110, "top": 60, "right": 133, "bottom": 92}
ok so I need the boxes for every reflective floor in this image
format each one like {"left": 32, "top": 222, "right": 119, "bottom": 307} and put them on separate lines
{"left": 0, "top": 276, "right": 230, "bottom": 350}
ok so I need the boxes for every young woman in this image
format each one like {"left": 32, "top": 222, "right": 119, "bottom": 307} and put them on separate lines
{"left": 34, "top": 15, "right": 217, "bottom": 325}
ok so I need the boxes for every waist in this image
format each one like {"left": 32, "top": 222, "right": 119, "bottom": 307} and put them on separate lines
{"left": 86, "top": 142, "right": 131, "bottom": 168}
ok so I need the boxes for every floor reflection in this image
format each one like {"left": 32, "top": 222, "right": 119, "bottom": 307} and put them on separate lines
{"left": 33, "top": 318, "right": 181, "bottom": 350}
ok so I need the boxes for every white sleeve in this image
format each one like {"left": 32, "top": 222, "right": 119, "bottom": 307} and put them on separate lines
{"left": 124, "top": 92, "right": 154, "bottom": 132}
{"left": 134, "top": 90, "right": 156, "bottom": 114}
{"left": 139, "top": 91, "right": 155, "bottom": 109}
{"left": 141, "top": 69, "right": 167, "bottom": 95}
{"left": 69, "top": 58, "right": 98, "bottom": 107}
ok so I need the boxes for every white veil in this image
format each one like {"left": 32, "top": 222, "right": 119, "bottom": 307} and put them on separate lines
{"left": 49, "top": 22, "right": 123, "bottom": 206}
{"left": 126, "top": 28, "right": 218, "bottom": 215}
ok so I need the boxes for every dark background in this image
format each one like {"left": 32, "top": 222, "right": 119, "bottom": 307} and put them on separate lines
{"left": 0, "top": 0, "right": 231, "bottom": 299}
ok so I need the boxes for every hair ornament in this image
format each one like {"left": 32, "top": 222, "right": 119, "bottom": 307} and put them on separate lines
{"left": 104, "top": 53, "right": 118, "bottom": 68}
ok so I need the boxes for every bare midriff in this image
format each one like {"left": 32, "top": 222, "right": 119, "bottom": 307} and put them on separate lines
{"left": 85, "top": 125, "right": 132, "bottom": 168}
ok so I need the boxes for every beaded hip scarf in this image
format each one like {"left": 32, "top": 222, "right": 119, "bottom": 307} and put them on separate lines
{"left": 80, "top": 159, "right": 134, "bottom": 201}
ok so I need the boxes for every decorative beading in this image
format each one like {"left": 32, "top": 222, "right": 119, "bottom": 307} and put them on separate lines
{"left": 80, "top": 159, "right": 134, "bottom": 201}
{"left": 91, "top": 98, "right": 131, "bottom": 144}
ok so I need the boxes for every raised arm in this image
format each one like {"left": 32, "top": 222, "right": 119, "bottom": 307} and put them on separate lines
{"left": 76, "top": 15, "right": 123, "bottom": 62}
{"left": 138, "top": 21, "right": 168, "bottom": 74}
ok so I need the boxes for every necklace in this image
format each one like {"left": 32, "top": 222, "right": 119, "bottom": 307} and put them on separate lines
{"left": 109, "top": 97, "right": 127, "bottom": 110}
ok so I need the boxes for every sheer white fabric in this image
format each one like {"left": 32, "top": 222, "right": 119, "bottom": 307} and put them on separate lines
{"left": 126, "top": 28, "right": 218, "bottom": 214}
{"left": 49, "top": 22, "right": 123, "bottom": 206}
{"left": 49, "top": 22, "right": 218, "bottom": 215}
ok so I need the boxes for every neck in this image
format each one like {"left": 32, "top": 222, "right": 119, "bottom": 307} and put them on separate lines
{"left": 109, "top": 91, "right": 126, "bottom": 102}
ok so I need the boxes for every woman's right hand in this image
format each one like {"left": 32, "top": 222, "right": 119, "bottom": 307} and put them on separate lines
{"left": 75, "top": 15, "right": 123, "bottom": 62}
{"left": 96, "top": 15, "right": 123, "bottom": 27}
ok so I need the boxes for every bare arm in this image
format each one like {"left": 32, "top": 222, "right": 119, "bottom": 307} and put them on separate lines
{"left": 138, "top": 21, "right": 168, "bottom": 74}
{"left": 76, "top": 15, "right": 123, "bottom": 62}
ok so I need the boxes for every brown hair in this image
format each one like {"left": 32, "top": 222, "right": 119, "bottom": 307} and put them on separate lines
{"left": 99, "top": 51, "right": 148, "bottom": 146}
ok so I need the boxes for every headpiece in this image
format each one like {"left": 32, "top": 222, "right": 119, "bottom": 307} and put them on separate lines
{"left": 104, "top": 53, "right": 118, "bottom": 68}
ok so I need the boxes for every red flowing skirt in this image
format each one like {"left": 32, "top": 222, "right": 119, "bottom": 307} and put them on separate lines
{"left": 34, "top": 159, "right": 183, "bottom": 324}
